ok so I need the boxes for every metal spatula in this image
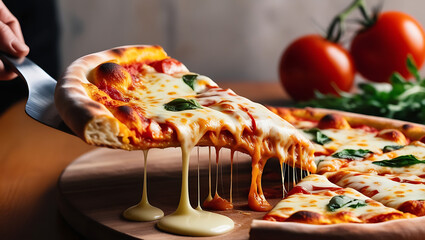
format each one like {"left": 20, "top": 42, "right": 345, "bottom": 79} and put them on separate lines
{"left": 0, "top": 52, "right": 74, "bottom": 135}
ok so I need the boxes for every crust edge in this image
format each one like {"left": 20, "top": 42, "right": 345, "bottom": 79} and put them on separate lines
{"left": 250, "top": 217, "right": 425, "bottom": 240}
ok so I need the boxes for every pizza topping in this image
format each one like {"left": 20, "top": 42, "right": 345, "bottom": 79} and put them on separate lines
{"left": 182, "top": 74, "right": 198, "bottom": 90}
{"left": 327, "top": 195, "right": 367, "bottom": 212}
{"left": 287, "top": 186, "right": 311, "bottom": 196}
{"left": 372, "top": 155, "right": 425, "bottom": 168}
{"left": 163, "top": 98, "right": 203, "bottom": 112}
{"left": 148, "top": 58, "right": 188, "bottom": 75}
{"left": 383, "top": 145, "right": 404, "bottom": 153}
{"left": 332, "top": 149, "right": 372, "bottom": 160}
{"left": 304, "top": 128, "right": 332, "bottom": 145}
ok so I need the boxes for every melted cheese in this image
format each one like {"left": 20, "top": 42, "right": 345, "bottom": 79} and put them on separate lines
{"left": 265, "top": 174, "right": 409, "bottom": 223}
{"left": 320, "top": 128, "right": 398, "bottom": 153}
{"left": 123, "top": 150, "right": 164, "bottom": 221}
{"left": 83, "top": 50, "right": 316, "bottom": 235}
{"left": 123, "top": 65, "right": 315, "bottom": 212}
{"left": 157, "top": 145, "right": 234, "bottom": 236}
{"left": 309, "top": 128, "right": 408, "bottom": 174}
{"left": 329, "top": 171, "right": 425, "bottom": 209}
{"left": 318, "top": 144, "right": 425, "bottom": 175}
{"left": 94, "top": 62, "right": 314, "bottom": 234}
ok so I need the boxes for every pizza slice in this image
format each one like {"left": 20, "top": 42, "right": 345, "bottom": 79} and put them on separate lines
{"left": 327, "top": 170, "right": 425, "bottom": 216}
{"left": 262, "top": 174, "right": 414, "bottom": 224}
{"left": 267, "top": 106, "right": 425, "bottom": 176}
{"left": 54, "top": 45, "right": 315, "bottom": 212}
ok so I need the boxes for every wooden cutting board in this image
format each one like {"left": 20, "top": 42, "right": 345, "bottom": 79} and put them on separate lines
{"left": 58, "top": 147, "right": 284, "bottom": 240}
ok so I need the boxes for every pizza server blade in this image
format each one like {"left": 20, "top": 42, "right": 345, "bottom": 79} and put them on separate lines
{"left": 0, "top": 52, "right": 75, "bottom": 135}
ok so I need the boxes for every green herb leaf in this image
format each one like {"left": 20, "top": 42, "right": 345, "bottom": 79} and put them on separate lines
{"left": 372, "top": 155, "right": 425, "bottom": 167}
{"left": 182, "top": 74, "right": 198, "bottom": 90}
{"left": 382, "top": 145, "right": 404, "bottom": 153}
{"left": 304, "top": 128, "right": 332, "bottom": 145}
{"left": 332, "top": 149, "right": 372, "bottom": 160}
{"left": 327, "top": 195, "right": 367, "bottom": 212}
{"left": 164, "top": 98, "right": 202, "bottom": 111}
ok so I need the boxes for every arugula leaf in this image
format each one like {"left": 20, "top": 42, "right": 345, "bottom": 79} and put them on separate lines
{"left": 382, "top": 145, "right": 404, "bottom": 153}
{"left": 327, "top": 195, "right": 367, "bottom": 212}
{"left": 332, "top": 149, "right": 372, "bottom": 160}
{"left": 164, "top": 98, "right": 202, "bottom": 111}
{"left": 182, "top": 74, "right": 198, "bottom": 90}
{"left": 372, "top": 155, "right": 425, "bottom": 167}
{"left": 298, "top": 55, "right": 425, "bottom": 124}
{"left": 304, "top": 128, "right": 332, "bottom": 145}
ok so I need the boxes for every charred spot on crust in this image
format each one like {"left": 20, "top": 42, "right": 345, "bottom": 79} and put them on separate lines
{"left": 286, "top": 211, "right": 324, "bottom": 223}
{"left": 116, "top": 105, "right": 134, "bottom": 116}
{"left": 318, "top": 114, "right": 350, "bottom": 129}
{"left": 111, "top": 48, "right": 126, "bottom": 56}
{"left": 97, "top": 62, "right": 127, "bottom": 80}
{"left": 90, "top": 62, "right": 132, "bottom": 92}
{"left": 114, "top": 105, "right": 141, "bottom": 125}
{"left": 402, "top": 124, "right": 413, "bottom": 130}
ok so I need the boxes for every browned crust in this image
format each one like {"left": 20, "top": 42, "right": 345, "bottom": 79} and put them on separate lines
{"left": 55, "top": 45, "right": 157, "bottom": 141}
{"left": 55, "top": 45, "right": 185, "bottom": 150}
{"left": 250, "top": 217, "right": 425, "bottom": 240}
{"left": 268, "top": 106, "right": 425, "bottom": 141}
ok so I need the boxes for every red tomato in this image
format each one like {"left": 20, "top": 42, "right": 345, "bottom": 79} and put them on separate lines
{"left": 350, "top": 11, "right": 425, "bottom": 82}
{"left": 279, "top": 34, "right": 355, "bottom": 101}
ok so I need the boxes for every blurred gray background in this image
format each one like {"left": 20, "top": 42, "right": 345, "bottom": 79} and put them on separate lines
{"left": 58, "top": 0, "right": 425, "bottom": 82}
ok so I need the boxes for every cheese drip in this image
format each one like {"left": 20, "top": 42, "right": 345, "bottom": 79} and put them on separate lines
{"left": 203, "top": 148, "right": 233, "bottom": 210}
{"left": 157, "top": 145, "right": 234, "bottom": 236}
{"left": 123, "top": 150, "right": 164, "bottom": 221}
{"left": 122, "top": 70, "right": 315, "bottom": 211}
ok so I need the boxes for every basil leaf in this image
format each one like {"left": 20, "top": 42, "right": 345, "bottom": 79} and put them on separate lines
{"left": 382, "top": 145, "right": 404, "bottom": 153}
{"left": 164, "top": 98, "right": 202, "bottom": 111}
{"left": 332, "top": 149, "right": 372, "bottom": 160}
{"left": 327, "top": 195, "right": 367, "bottom": 212}
{"left": 182, "top": 74, "right": 198, "bottom": 90}
{"left": 304, "top": 128, "right": 332, "bottom": 145}
{"left": 372, "top": 155, "right": 425, "bottom": 168}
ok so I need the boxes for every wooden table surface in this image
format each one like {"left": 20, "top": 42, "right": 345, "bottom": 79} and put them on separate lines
{"left": 0, "top": 81, "right": 289, "bottom": 240}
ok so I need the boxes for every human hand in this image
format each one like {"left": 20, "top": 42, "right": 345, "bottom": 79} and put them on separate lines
{"left": 0, "top": 1, "right": 29, "bottom": 80}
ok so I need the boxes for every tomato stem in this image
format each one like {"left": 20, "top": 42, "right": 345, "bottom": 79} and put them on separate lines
{"left": 326, "top": 0, "right": 370, "bottom": 42}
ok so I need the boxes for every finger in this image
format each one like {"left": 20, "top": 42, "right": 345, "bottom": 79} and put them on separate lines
{"left": 0, "top": 59, "right": 17, "bottom": 80}
{"left": 0, "top": 20, "right": 29, "bottom": 57}
{"left": 0, "top": 1, "right": 24, "bottom": 42}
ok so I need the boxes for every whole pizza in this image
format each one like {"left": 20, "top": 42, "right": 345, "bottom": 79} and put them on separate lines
{"left": 55, "top": 45, "right": 425, "bottom": 239}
